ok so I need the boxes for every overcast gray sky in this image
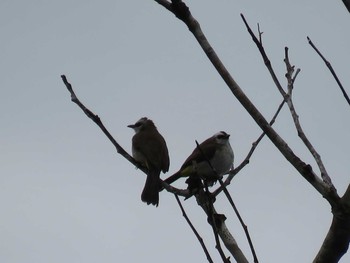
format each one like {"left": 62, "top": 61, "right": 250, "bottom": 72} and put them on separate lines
{"left": 1, "top": 1, "right": 349, "bottom": 262}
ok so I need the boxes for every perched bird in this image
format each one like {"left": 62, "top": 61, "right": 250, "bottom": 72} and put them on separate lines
{"left": 164, "top": 131, "right": 233, "bottom": 188}
{"left": 128, "top": 117, "right": 170, "bottom": 206}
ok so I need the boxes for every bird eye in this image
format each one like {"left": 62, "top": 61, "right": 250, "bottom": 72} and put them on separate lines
{"left": 135, "top": 122, "right": 142, "bottom": 127}
{"left": 217, "top": 132, "right": 228, "bottom": 139}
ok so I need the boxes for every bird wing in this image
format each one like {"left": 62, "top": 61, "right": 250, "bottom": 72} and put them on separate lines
{"left": 180, "top": 137, "right": 217, "bottom": 170}
{"left": 132, "top": 130, "right": 169, "bottom": 173}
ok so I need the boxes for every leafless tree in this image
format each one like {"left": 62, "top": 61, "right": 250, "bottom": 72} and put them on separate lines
{"left": 62, "top": 1, "right": 349, "bottom": 262}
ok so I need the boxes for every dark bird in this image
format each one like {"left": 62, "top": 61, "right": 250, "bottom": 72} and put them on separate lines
{"left": 128, "top": 117, "right": 170, "bottom": 206}
{"left": 164, "top": 131, "right": 233, "bottom": 189}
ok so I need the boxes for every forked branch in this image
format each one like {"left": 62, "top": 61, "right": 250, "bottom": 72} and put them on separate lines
{"left": 283, "top": 49, "right": 333, "bottom": 187}
{"left": 153, "top": 1, "right": 339, "bottom": 204}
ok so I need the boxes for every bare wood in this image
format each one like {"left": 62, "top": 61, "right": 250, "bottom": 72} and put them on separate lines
{"left": 194, "top": 140, "right": 259, "bottom": 262}
{"left": 214, "top": 98, "right": 286, "bottom": 196}
{"left": 307, "top": 36, "right": 350, "bottom": 107}
{"left": 154, "top": 2, "right": 338, "bottom": 204}
{"left": 152, "top": 2, "right": 350, "bottom": 261}
{"left": 283, "top": 48, "right": 334, "bottom": 187}
{"left": 61, "top": 75, "right": 192, "bottom": 199}
{"left": 196, "top": 189, "right": 249, "bottom": 263}
{"left": 174, "top": 194, "right": 214, "bottom": 263}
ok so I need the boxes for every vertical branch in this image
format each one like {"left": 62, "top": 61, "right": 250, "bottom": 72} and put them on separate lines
{"left": 283, "top": 49, "right": 334, "bottom": 187}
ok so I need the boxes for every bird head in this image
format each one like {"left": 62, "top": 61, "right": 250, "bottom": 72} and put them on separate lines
{"left": 213, "top": 131, "right": 230, "bottom": 145}
{"left": 128, "top": 117, "right": 156, "bottom": 133}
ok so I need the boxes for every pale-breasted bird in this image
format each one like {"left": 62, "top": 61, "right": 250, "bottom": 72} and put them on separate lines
{"left": 128, "top": 117, "right": 170, "bottom": 206}
{"left": 164, "top": 131, "right": 233, "bottom": 188}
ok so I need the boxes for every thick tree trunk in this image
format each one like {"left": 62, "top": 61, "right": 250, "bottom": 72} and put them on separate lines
{"left": 314, "top": 213, "right": 350, "bottom": 262}
{"left": 314, "top": 187, "right": 350, "bottom": 263}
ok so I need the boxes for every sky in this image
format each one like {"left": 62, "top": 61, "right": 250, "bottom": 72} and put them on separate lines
{"left": 0, "top": 1, "right": 349, "bottom": 262}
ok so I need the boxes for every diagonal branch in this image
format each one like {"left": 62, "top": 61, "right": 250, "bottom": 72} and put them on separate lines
{"left": 342, "top": 0, "right": 350, "bottom": 12}
{"left": 195, "top": 141, "right": 259, "bottom": 263}
{"left": 307, "top": 36, "right": 350, "bottom": 107}
{"left": 283, "top": 48, "right": 334, "bottom": 188}
{"left": 218, "top": 179, "right": 259, "bottom": 263}
{"left": 174, "top": 194, "right": 214, "bottom": 263}
{"left": 241, "top": 14, "right": 286, "bottom": 98}
{"left": 61, "top": 75, "right": 191, "bottom": 199}
{"left": 61, "top": 75, "right": 139, "bottom": 169}
{"left": 204, "top": 184, "right": 231, "bottom": 263}
{"left": 152, "top": 2, "right": 349, "bottom": 261}
{"left": 214, "top": 98, "right": 286, "bottom": 196}
{"left": 195, "top": 188, "right": 249, "bottom": 263}
{"left": 237, "top": 14, "right": 338, "bottom": 201}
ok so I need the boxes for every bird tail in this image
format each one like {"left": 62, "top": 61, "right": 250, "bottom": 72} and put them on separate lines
{"left": 141, "top": 170, "right": 160, "bottom": 207}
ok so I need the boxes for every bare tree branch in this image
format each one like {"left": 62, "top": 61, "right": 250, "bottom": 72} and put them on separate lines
{"left": 283, "top": 48, "right": 334, "bottom": 187}
{"left": 61, "top": 75, "right": 194, "bottom": 200}
{"left": 196, "top": 188, "right": 249, "bottom": 263}
{"left": 214, "top": 98, "right": 286, "bottom": 196}
{"left": 341, "top": 0, "right": 350, "bottom": 13}
{"left": 162, "top": 181, "right": 191, "bottom": 197}
{"left": 204, "top": 185, "right": 231, "bottom": 263}
{"left": 174, "top": 194, "right": 214, "bottom": 263}
{"left": 218, "top": 180, "right": 259, "bottom": 263}
{"left": 314, "top": 185, "right": 350, "bottom": 263}
{"left": 193, "top": 140, "right": 259, "bottom": 263}
{"left": 61, "top": 75, "right": 140, "bottom": 169}
{"left": 313, "top": 210, "right": 350, "bottom": 263}
{"left": 151, "top": 3, "right": 350, "bottom": 261}
{"left": 307, "top": 36, "right": 350, "bottom": 107}
{"left": 241, "top": 14, "right": 286, "bottom": 98}
{"left": 238, "top": 14, "right": 338, "bottom": 201}
{"left": 342, "top": 184, "right": 350, "bottom": 205}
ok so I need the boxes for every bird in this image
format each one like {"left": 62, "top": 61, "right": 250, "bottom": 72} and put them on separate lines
{"left": 164, "top": 131, "right": 233, "bottom": 189}
{"left": 128, "top": 117, "right": 170, "bottom": 206}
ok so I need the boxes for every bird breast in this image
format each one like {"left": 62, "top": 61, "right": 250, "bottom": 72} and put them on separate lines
{"left": 193, "top": 142, "right": 234, "bottom": 179}
{"left": 211, "top": 142, "right": 234, "bottom": 175}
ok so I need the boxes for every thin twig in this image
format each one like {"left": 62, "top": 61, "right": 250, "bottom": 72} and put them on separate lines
{"left": 283, "top": 49, "right": 334, "bottom": 187}
{"left": 240, "top": 14, "right": 286, "bottom": 98}
{"left": 162, "top": 181, "right": 191, "bottom": 197}
{"left": 214, "top": 98, "right": 286, "bottom": 196}
{"left": 240, "top": 15, "right": 338, "bottom": 197}
{"left": 257, "top": 23, "right": 263, "bottom": 45}
{"left": 174, "top": 194, "right": 214, "bottom": 263}
{"left": 61, "top": 75, "right": 139, "bottom": 168}
{"left": 194, "top": 142, "right": 258, "bottom": 263}
{"left": 218, "top": 179, "right": 258, "bottom": 263}
{"left": 61, "top": 75, "right": 190, "bottom": 198}
{"left": 307, "top": 36, "right": 350, "bottom": 107}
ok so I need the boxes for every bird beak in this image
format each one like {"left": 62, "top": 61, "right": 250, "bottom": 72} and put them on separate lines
{"left": 127, "top": 124, "right": 135, "bottom": 128}
{"left": 219, "top": 131, "right": 230, "bottom": 139}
